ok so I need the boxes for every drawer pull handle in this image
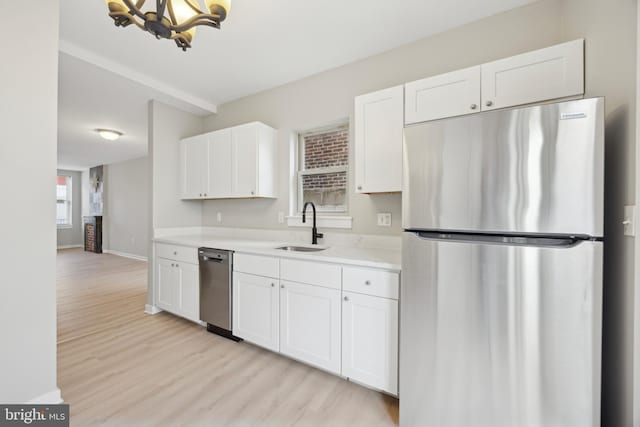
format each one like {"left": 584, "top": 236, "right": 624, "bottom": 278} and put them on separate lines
{"left": 280, "top": 284, "right": 284, "bottom": 289}
{"left": 171, "top": 263, "right": 175, "bottom": 267}
{"left": 173, "top": 251, "right": 177, "bottom": 255}
{"left": 344, "top": 296, "right": 349, "bottom": 302}
{"left": 271, "top": 283, "right": 275, "bottom": 287}
{"left": 364, "top": 280, "right": 371, "bottom": 285}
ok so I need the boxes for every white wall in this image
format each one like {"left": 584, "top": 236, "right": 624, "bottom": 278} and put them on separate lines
{"left": 104, "top": 157, "right": 150, "bottom": 259}
{"left": 56, "top": 169, "right": 83, "bottom": 248}
{"left": 201, "top": 0, "right": 564, "bottom": 236}
{"left": 0, "top": 0, "right": 60, "bottom": 403}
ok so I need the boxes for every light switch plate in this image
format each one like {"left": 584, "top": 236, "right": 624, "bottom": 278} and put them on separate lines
{"left": 217, "top": 212, "right": 222, "bottom": 223}
{"left": 377, "top": 213, "right": 392, "bottom": 227}
{"left": 278, "top": 212, "right": 285, "bottom": 224}
{"left": 624, "top": 205, "right": 635, "bottom": 236}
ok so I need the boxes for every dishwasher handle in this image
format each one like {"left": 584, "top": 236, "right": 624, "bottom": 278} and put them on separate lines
{"left": 202, "top": 256, "right": 224, "bottom": 263}
{"left": 198, "top": 248, "right": 231, "bottom": 264}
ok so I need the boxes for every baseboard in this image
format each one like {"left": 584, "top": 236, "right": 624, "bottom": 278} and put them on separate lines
{"left": 56, "top": 244, "right": 83, "bottom": 250}
{"left": 104, "top": 249, "right": 148, "bottom": 262}
{"left": 145, "top": 304, "right": 162, "bottom": 315}
{"left": 27, "top": 388, "right": 63, "bottom": 404}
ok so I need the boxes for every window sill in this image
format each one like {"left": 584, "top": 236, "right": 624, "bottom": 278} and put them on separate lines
{"left": 286, "top": 215, "right": 352, "bottom": 229}
{"left": 57, "top": 224, "right": 73, "bottom": 230}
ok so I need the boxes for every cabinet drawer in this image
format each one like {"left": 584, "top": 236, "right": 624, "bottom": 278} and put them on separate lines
{"left": 156, "top": 243, "right": 198, "bottom": 264}
{"left": 234, "top": 253, "right": 279, "bottom": 278}
{"left": 280, "top": 259, "right": 341, "bottom": 290}
{"left": 343, "top": 267, "right": 399, "bottom": 300}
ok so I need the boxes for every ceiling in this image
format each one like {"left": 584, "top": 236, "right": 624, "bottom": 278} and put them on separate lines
{"left": 58, "top": 53, "right": 150, "bottom": 169}
{"left": 58, "top": 0, "right": 535, "bottom": 168}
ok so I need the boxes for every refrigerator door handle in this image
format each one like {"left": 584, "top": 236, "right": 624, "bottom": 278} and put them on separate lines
{"left": 410, "top": 231, "right": 593, "bottom": 248}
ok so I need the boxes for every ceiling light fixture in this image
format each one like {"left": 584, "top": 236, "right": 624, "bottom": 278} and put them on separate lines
{"left": 95, "top": 129, "right": 123, "bottom": 141}
{"left": 104, "top": 0, "right": 231, "bottom": 51}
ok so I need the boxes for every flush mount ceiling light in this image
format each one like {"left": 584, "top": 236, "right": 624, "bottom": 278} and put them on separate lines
{"left": 95, "top": 129, "right": 123, "bottom": 141}
{"left": 105, "top": 0, "right": 231, "bottom": 51}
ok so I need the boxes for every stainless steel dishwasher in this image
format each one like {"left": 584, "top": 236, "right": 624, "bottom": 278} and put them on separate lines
{"left": 198, "top": 248, "right": 241, "bottom": 341}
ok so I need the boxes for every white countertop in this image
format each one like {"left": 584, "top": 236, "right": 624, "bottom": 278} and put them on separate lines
{"left": 153, "top": 234, "right": 402, "bottom": 271}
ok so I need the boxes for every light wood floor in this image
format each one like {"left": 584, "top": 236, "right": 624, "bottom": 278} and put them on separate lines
{"left": 57, "top": 249, "right": 399, "bottom": 427}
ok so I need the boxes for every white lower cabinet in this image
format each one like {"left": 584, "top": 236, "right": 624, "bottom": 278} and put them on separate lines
{"left": 231, "top": 252, "right": 399, "bottom": 394}
{"left": 177, "top": 262, "right": 200, "bottom": 323}
{"left": 155, "top": 257, "right": 200, "bottom": 323}
{"left": 157, "top": 258, "right": 178, "bottom": 313}
{"left": 279, "top": 280, "right": 342, "bottom": 374}
{"left": 232, "top": 272, "right": 279, "bottom": 352}
{"left": 342, "top": 291, "right": 399, "bottom": 395}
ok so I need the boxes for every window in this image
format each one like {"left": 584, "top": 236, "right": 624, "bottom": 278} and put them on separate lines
{"left": 297, "top": 124, "right": 349, "bottom": 213}
{"left": 56, "top": 175, "right": 72, "bottom": 228}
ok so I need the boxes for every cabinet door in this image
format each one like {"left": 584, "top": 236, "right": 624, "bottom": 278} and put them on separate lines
{"left": 405, "top": 66, "right": 481, "bottom": 124}
{"left": 342, "top": 291, "right": 398, "bottom": 395}
{"left": 156, "top": 258, "right": 178, "bottom": 313}
{"left": 280, "top": 281, "right": 341, "bottom": 374}
{"left": 233, "top": 272, "right": 279, "bottom": 351}
{"left": 179, "top": 135, "right": 208, "bottom": 199}
{"left": 207, "top": 129, "right": 232, "bottom": 198}
{"left": 354, "top": 85, "right": 403, "bottom": 193}
{"left": 177, "top": 262, "right": 200, "bottom": 323}
{"left": 481, "top": 39, "right": 584, "bottom": 111}
{"left": 231, "top": 124, "right": 258, "bottom": 197}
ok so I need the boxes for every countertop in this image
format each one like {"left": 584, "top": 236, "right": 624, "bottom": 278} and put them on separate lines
{"left": 153, "top": 234, "right": 401, "bottom": 271}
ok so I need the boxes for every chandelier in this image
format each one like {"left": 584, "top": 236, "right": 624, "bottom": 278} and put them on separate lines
{"left": 105, "top": 0, "right": 231, "bottom": 51}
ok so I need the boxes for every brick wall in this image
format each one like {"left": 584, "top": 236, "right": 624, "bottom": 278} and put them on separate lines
{"left": 304, "top": 129, "right": 348, "bottom": 170}
{"left": 301, "top": 127, "right": 348, "bottom": 209}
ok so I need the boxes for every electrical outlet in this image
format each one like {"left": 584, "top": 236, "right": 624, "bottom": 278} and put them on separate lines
{"left": 278, "top": 212, "right": 285, "bottom": 224}
{"left": 217, "top": 212, "right": 222, "bottom": 223}
{"left": 377, "top": 213, "right": 392, "bottom": 227}
{"left": 623, "top": 205, "right": 635, "bottom": 236}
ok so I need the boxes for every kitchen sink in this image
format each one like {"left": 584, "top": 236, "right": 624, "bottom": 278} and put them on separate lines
{"left": 276, "top": 245, "right": 327, "bottom": 252}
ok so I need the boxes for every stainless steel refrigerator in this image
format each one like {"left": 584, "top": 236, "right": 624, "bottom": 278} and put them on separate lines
{"left": 400, "top": 98, "right": 604, "bottom": 427}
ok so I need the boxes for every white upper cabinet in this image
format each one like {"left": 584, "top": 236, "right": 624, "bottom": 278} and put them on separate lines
{"left": 354, "top": 85, "right": 404, "bottom": 193}
{"left": 404, "top": 66, "right": 481, "bottom": 125}
{"left": 481, "top": 39, "right": 584, "bottom": 111}
{"left": 179, "top": 134, "right": 208, "bottom": 199}
{"left": 231, "top": 122, "right": 277, "bottom": 198}
{"left": 179, "top": 122, "right": 277, "bottom": 200}
{"left": 207, "top": 128, "right": 232, "bottom": 198}
{"left": 404, "top": 39, "right": 585, "bottom": 124}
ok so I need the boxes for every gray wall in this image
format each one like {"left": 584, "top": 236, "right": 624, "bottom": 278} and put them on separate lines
{"left": 104, "top": 157, "right": 150, "bottom": 259}
{"left": 201, "top": 0, "right": 564, "bottom": 235}
{"left": 148, "top": 100, "right": 204, "bottom": 305}
{"left": 560, "top": 1, "right": 637, "bottom": 426}
{"left": 149, "top": 101, "right": 204, "bottom": 229}
{"left": 0, "top": 0, "right": 59, "bottom": 403}
{"left": 56, "top": 169, "right": 83, "bottom": 248}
